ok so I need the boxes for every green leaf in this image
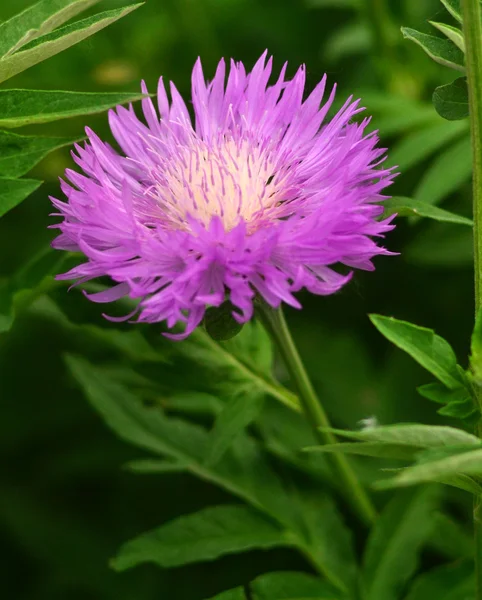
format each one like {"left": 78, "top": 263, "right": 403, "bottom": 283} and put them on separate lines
{"left": 471, "top": 306, "right": 482, "bottom": 385}
{"left": 429, "top": 22, "right": 465, "bottom": 52}
{"left": 319, "top": 423, "right": 481, "bottom": 447}
{"left": 0, "top": 4, "right": 143, "bottom": 84}
{"left": 401, "top": 27, "right": 465, "bottom": 72}
{"left": 437, "top": 398, "right": 477, "bottom": 419}
{"left": 203, "top": 301, "right": 244, "bottom": 341}
{"left": 417, "top": 382, "right": 469, "bottom": 404}
{"left": 0, "top": 0, "right": 101, "bottom": 57}
{"left": 433, "top": 78, "right": 469, "bottom": 121}
{"left": 405, "top": 223, "right": 473, "bottom": 267}
{"left": 0, "top": 176, "right": 41, "bottom": 218}
{"left": 206, "top": 393, "right": 264, "bottom": 465}
{"left": 376, "top": 448, "right": 482, "bottom": 489}
{"left": 362, "top": 488, "right": 439, "bottom": 600}
{"left": 428, "top": 513, "right": 474, "bottom": 560}
{"left": 388, "top": 120, "right": 468, "bottom": 171}
{"left": 440, "top": 0, "right": 462, "bottom": 23}
{"left": 251, "top": 571, "right": 344, "bottom": 599}
{"left": 0, "top": 89, "right": 144, "bottom": 128}
{"left": 123, "top": 459, "right": 189, "bottom": 474}
{"left": 112, "top": 504, "right": 290, "bottom": 571}
{"left": 304, "top": 442, "right": 420, "bottom": 460}
{"left": 414, "top": 134, "right": 472, "bottom": 205}
{"left": 383, "top": 196, "right": 472, "bottom": 226}
{"left": 369, "top": 315, "right": 463, "bottom": 388}
{"left": 206, "top": 589, "right": 247, "bottom": 600}
{"left": 0, "top": 130, "right": 80, "bottom": 177}
{"left": 179, "top": 323, "right": 299, "bottom": 412}
{"left": 64, "top": 356, "right": 348, "bottom": 591}
{"left": 405, "top": 561, "right": 474, "bottom": 600}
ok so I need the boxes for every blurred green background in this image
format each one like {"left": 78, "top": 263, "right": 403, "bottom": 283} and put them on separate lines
{"left": 0, "top": 0, "right": 475, "bottom": 598}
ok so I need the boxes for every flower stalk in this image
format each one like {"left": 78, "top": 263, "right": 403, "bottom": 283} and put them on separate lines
{"left": 256, "top": 302, "right": 376, "bottom": 526}
{"left": 461, "top": 0, "right": 482, "bottom": 596}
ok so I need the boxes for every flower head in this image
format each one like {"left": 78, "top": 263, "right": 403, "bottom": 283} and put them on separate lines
{"left": 51, "top": 52, "right": 396, "bottom": 338}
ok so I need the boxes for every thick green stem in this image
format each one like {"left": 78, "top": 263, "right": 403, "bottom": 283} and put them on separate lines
{"left": 256, "top": 302, "right": 376, "bottom": 526}
{"left": 461, "top": 1, "right": 482, "bottom": 597}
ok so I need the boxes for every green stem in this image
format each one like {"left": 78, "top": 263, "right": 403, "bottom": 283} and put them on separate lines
{"left": 256, "top": 302, "right": 376, "bottom": 526}
{"left": 462, "top": 1, "right": 482, "bottom": 597}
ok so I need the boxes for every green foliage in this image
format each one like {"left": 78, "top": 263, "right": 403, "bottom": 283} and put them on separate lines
{"left": 0, "top": 4, "right": 143, "bottom": 84}
{"left": 401, "top": 28, "right": 465, "bottom": 72}
{"left": 361, "top": 488, "right": 439, "bottom": 600}
{"left": 250, "top": 571, "right": 344, "bottom": 599}
{"left": 113, "top": 504, "right": 290, "bottom": 571}
{"left": 0, "top": 0, "right": 101, "bottom": 57}
{"left": 203, "top": 302, "right": 245, "bottom": 341}
{"left": 0, "top": 176, "right": 41, "bottom": 218}
{"left": 405, "top": 561, "right": 474, "bottom": 600}
{"left": 65, "top": 355, "right": 356, "bottom": 594}
{"left": 0, "top": 89, "right": 144, "bottom": 128}
{"left": 383, "top": 197, "right": 472, "bottom": 226}
{"left": 369, "top": 315, "right": 465, "bottom": 389}
{"left": 432, "top": 78, "right": 469, "bottom": 121}
{"left": 0, "top": 130, "right": 81, "bottom": 178}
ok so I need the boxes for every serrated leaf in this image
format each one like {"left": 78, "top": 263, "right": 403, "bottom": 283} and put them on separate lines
{"left": 112, "top": 504, "right": 290, "bottom": 571}
{"left": 440, "top": 0, "right": 462, "bottom": 23}
{"left": 414, "top": 134, "right": 472, "bottom": 205}
{"left": 0, "top": 0, "right": 101, "bottom": 57}
{"left": 429, "top": 22, "right": 465, "bottom": 52}
{"left": 401, "top": 27, "right": 465, "bottom": 72}
{"left": 388, "top": 120, "right": 468, "bottom": 171}
{"left": 0, "top": 89, "right": 144, "bottom": 128}
{"left": 206, "top": 393, "right": 264, "bottom": 465}
{"left": 0, "top": 130, "right": 80, "bottom": 178}
{"left": 405, "top": 560, "right": 474, "bottom": 600}
{"left": 0, "top": 176, "right": 42, "bottom": 218}
{"left": 207, "top": 589, "right": 247, "bottom": 600}
{"left": 369, "top": 315, "right": 463, "bottom": 388}
{"left": 377, "top": 448, "right": 482, "bottom": 489}
{"left": 0, "top": 4, "right": 143, "bottom": 84}
{"left": 383, "top": 196, "right": 472, "bottom": 226}
{"left": 251, "top": 571, "right": 344, "bottom": 600}
{"left": 64, "top": 356, "right": 346, "bottom": 589}
{"left": 362, "top": 488, "right": 439, "bottom": 600}
{"left": 433, "top": 78, "right": 469, "bottom": 121}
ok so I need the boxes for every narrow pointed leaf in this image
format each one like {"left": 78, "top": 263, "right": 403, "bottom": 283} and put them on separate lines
{"left": 401, "top": 27, "right": 465, "bottom": 72}
{"left": 251, "top": 571, "right": 344, "bottom": 599}
{"left": 429, "top": 22, "right": 465, "bottom": 51}
{"left": 362, "top": 488, "right": 439, "bottom": 600}
{"left": 112, "top": 505, "right": 290, "bottom": 571}
{"left": 376, "top": 448, "right": 482, "bottom": 489}
{"left": 440, "top": 0, "right": 462, "bottom": 23}
{"left": 0, "top": 0, "right": 101, "bottom": 57}
{"left": 0, "top": 130, "right": 80, "bottom": 177}
{"left": 470, "top": 307, "right": 482, "bottom": 385}
{"left": 388, "top": 119, "right": 468, "bottom": 171}
{"left": 433, "top": 78, "right": 469, "bottom": 121}
{"left": 383, "top": 196, "right": 472, "bottom": 225}
{"left": 0, "top": 89, "right": 144, "bottom": 128}
{"left": 206, "top": 393, "right": 264, "bottom": 465}
{"left": 0, "top": 4, "right": 143, "bottom": 84}
{"left": 405, "top": 561, "right": 474, "bottom": 600}
{"left": 0, "top": 176, "right": 42, "bottom": 218}
{"left": 318, "top": 424, "right": 480, "bottom": 448}
{"left": 414, "top": 134, "right": 472, "bottom": 204}
{"left": 369, "top": 315, "right": 463, "bottom": 388}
